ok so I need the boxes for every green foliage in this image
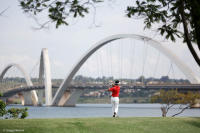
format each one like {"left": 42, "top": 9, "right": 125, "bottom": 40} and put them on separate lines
{"left": 151, "top": 90, "right": 200, "bottom": 105}
{"left": 0, "top": 93, "right": 28, "bottom": 119}
{"left": 0, "top": 100, "right": 6, "bottom": 117}
{"left": 6, "top": 107, "right": 29, "bottom": 119}
{"left": 126, "top": 0, "right": 200, "bottom": 43}
{"left": 6, "top": 108, "right": 21, "bottom": 119}
{"left": 151, "top": 90, "right": 180, "bottom": 104}
{"left": 0, "top": 93, "right": 6, "bottom": 117}
{"left": 20, "top": 107, "right": 29, "bottom": 119}
{"left": 19, "top": 0, "right": 102, "bottom": 28}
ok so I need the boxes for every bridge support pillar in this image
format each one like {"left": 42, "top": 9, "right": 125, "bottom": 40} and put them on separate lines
{"left": 23, "top": 92, "right": 32, "bottom": 105}
{"left": 18, "top": 93, "right": 24, "bottom": 105}
{"left": 58, "top": 89, "right": 84, "bottom": 107}
{"left": 23, "top": 90, "right": 38, "bottom": 106}
{"left": 37, "top": 90, "right": 44, "bottom": 106}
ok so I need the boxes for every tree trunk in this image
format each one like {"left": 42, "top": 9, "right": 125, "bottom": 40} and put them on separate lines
{"left": 161, "top": 107, "right": 167, "bottom": 117}
{"left": 189, "top": 0, "right": 200, "bottom": 51}
{"left": 179, "top": 0, "right": 200, "bottom": 67}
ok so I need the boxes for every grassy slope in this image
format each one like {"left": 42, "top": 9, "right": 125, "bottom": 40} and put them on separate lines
{"left": 0, "top": 117, "right": 200, "bottom": 133}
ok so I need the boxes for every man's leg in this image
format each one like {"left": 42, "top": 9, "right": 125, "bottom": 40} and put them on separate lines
{"left": 111, "top": 97, "right": 115, "bottom": 116}
{"left": 115, "top": 100, "right": 119, "bottom": 114}
{"left": 114, "top": 98, "right": 119, "bottom": 116}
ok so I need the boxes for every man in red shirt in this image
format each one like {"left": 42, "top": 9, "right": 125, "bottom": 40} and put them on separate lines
{"left": 108, "top": 80, "right": 120, "bottom": 117}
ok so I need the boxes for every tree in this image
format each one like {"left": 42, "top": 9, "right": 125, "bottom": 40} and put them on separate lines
{"left": 151, "top": 90, "right": 200, "bottom": 117}
{"left": 19, "top": 0, "right": 102, "bottom": 28}
{"left": 0, "top": 93, "right": 29, "bottom": 119}
{"left": 126, "top": 0, "right": 200, "bottom": 67}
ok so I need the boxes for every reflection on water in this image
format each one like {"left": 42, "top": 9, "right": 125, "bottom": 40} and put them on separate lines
{"left": 6, "top": 104, "right": 200, "bottom": 118}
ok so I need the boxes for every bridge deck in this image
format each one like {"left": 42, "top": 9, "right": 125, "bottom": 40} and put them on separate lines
{"left": 1, "top": 84, "right": 200, "bottom": 98}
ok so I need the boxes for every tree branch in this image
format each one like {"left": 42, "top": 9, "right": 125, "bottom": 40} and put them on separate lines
{"left": 0, "top": 7, "right": 9, "bottom": 16}
{"left": 166, "top": 104, "right": 175, "bottom": 113}
{"left": 171, "top": 105, "right": 189, "bottom": 117}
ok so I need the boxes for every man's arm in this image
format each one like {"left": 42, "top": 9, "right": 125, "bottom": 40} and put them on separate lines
{"left": 108, "top": 84, "right": 114, "bottom": 91}
{"left": 108, "top": 87, "right": 112, "bottom": 91}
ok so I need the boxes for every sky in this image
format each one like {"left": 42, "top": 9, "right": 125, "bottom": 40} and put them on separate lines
{"left": 0, "top": 0, "right": 200, "bottom": 81}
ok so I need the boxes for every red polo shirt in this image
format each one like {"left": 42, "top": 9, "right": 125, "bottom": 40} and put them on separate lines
{"left": 109, "top": 85, "right": 120, "bottom": 97}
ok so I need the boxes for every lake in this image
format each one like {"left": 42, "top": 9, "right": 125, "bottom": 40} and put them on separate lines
{"left": 6, "top": 104, "right": 200, "bottom": 118}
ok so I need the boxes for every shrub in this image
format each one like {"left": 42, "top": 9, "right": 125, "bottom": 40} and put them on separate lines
{"left": 0, "top": 100, "right": 6, "bottom": 117}
{"left": 0, "top": 92, "right": 28, "bottom": 119}
{"left": 5, "top": 107, "right": 29, "bottom": 119}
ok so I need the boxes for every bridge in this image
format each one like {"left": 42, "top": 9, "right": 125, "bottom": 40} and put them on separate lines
{"left": 1, "top": 83, "right": 200, "bottom": 106}
{"left": 0, "top": 34, "right": 200, "bottom": 106}
{"left": 2, "top": 84, "right": 200, "bottom": 98}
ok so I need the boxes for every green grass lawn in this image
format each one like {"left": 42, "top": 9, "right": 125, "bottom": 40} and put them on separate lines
{"left": 0, "top": 117, "right": 200, "bottom": 133}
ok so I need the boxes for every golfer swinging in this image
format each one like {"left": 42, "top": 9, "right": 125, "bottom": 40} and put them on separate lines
{"left": 108, "top": 80, "right": 120, "bottom": 117}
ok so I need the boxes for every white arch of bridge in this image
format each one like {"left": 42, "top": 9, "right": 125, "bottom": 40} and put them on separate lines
{"left": 0, "top": 63, "right": 38, "bottom": 105}
{"left": 0, "top": 48, "right": 52, "bottom": 106}
{"left": 52, "top": 34, "right": 200, "bottom": 105}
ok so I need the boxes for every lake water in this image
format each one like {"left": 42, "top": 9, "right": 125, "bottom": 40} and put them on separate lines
{"left": 6, "top": 104, "right": 200, "bottom": 118}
